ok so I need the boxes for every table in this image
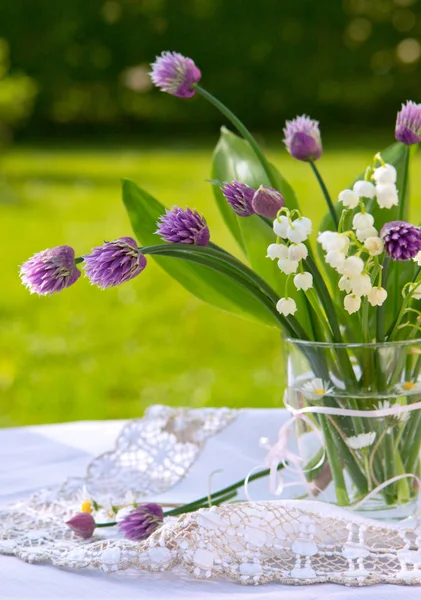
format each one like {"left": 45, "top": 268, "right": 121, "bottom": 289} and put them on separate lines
{"left": 0, "top": 410, "right": 418, "bottom": 599}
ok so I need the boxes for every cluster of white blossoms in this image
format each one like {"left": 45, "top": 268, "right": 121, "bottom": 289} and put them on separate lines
{"left": 268, "top": 211, "right": 314, "bottom": 316}
{"left": 338, "top": 163, "right": 398, "bottom": 211}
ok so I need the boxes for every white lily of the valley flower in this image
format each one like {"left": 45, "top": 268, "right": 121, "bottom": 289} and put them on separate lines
{"left": 273, "top": 215, "right": 289, "bottom": 238}
{"left": 318, "top": 231, "right": 349, "bottom": 252}
{"left": 353, "top": 180, "right": 376, "bottom": 199}
{"left": 344, "top": 293, "right": 361, "bottom": 314}
{"left": 294, "top": 271, "right": 313, "bottom": 291}
{"left": 341, "top": 256, "right": 364, "bottom": 277}
{"left": 368, "top": 286, "right": 387, "bottom": 306}
{"left": 356, "top": 226, "right": 378, "bottom": 242}
{"left": 373, "top": 164, "right": 397, "bottom": 185}
{"left": 267, "top": 243, "right": 288, "bottom": 260}
{"left": 346, "top": 432, "right": 376, "bottom": 450}
{"left": 286, "top": 217, "right": 312, "bottom": 243}
{"left": 277, "top": 258, "right": 299, "bottom": 274}
{"left": 413, "top": 251, "right": 421, "bottom": 266}
{"left": 350, "top": 274, "right": 372, "bottom": 296}
{"left": 276, "top": 297, "right": 297, "bottom": 316}
{"left": 352, "top": 212, "right": 374, "bottom": 230}
{"left": 288, "top": 242, "right": 308, "bottom": 261}
{"left": 411, "top": 283, "right": 421, "bottom": 300}
{"left": 325, "top": 250, "right": 346, "bottom": 271}
{"left": 376, "top": 183, "right": 399, "bottom": 209}
{"left": 338, "top": 276, "right": 352, "bottom": 293}
{"left": 364, "top": 236, "right": 384, "bottom": 256}
{"left": 301, "top": 378, "right": 333, "bottom": 400}
{"left": 338, "top": 189, "right": 359, "bottom": 209}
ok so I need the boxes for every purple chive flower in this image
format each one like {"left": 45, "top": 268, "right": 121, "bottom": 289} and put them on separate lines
{"left": 66, "top": 512, "right": 96, "bottom": 539}
{"left": 20, "top": 245, "right": 81, "bottom": 295}
{"left": 221, "top": 180, "right": 256, "bottom": 217}
{"left": 84, "top": 237, "right": 147, "bottom": 289}
{"left": 380, "top": 221, "right": 421, "bottom": 261}
{"left": 118, "top": 503, "right": 164, "bottom": 541}
{"left": 283, "top": 114, "right": 323, "bottom": 162}
{"left": 150, "top": 51, "right": 201, "bottom": 98}
{"left": 157, "top": 207, "right": 210, "bottom": 245}
{"left": 251, "top": 185, "right": 284, "bottom": 218}
{"left": 395, "top": 101, "right": 421, "bottom": 145}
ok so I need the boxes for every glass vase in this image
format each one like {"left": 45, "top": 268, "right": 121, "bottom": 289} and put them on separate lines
{"left": 284, "top": 337, "right": 421, "bottom": 518}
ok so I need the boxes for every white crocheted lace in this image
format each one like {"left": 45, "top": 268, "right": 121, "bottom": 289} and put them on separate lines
{"left": 2, "top": 406, "right": 421, "bottom": 586}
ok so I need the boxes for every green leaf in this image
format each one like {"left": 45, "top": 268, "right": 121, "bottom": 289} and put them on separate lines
{"left": 211, "top": 127, "right": 312, "bottom": 335}
{"left": 122, "top": 178, "right": 279, "bottom": 328}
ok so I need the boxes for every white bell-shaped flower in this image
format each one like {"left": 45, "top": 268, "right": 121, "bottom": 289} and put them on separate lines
{"left": 368, "top": 287, "right": 388, "bottom": 306}
{"left": 338, "top": 189, "right": 359, "bottom": 209}
{"left": 364, "top": 236, "right": 384, "bottom": 256}
{"left": 376, "top": 183, "right": 399, "bottom": 209}
{"left": 341, "top": 256, "right": 365, "bottom": 277}
{"left": 352, "top": 212, "right": 374, "bottom": 230}
{"left": 276, "top": 297, "right": 297, "bottom": 316}
{"left": 286, "top": 217, "right": 312, "bottom": 243}
{"left": 372, "top": 164, "right": 397, "bottom": 185}
{"left": 356, "top": 226, "right": 378, "bottom": 242}
{"left": 344, "top": 294, "right": 361, "bottom": 314}
{"left": 338, "top": 276, "right": 352, "bottom": 293}
{"left": 273, "top": 215, "right": 289, "bottom": 238}
{"left": 353, "top": 180, "right": 376, "bottom": 199}
{"left": 277, "top": 258, "right": 299, "bottom": 274}
{"left": 288, "top": 243, "right": 308, "bottom": 261}
{"left": 266, "top": 243, "right": 288, "bottom": 260}
{"left": 349, "top": 274, "right": 372, "bottom": 296}
{"left": 325, "top": 250, "right": 346, "bottom": 271}
{"left": 318, "top": 231, "right": 349, "bottom": 253}
{"left": 413, "top": 251, "right": 421, "bottom": 266}
{"left": 293, "top": 272, "right": 313, "bottom": 291}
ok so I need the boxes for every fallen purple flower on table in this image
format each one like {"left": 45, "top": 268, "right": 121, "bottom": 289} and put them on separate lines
{"left": 84, "top": 237, "right": 147, "bottom": 288}
{"left": 20, "top": 245, "right": 80, "bottom": 295}
{"left": 118, "top": 503, "right": 164, "bottom": 541}
{"left": 252, "top": 185, "right": 284, "bottom": 218}
{"left": 395, "top": 100, "right": 421, "bottom": 145}
{"left": 283, "top": 114, "right": 323, "bottom": 162}
{"left": 380, "top": 221, "right": 421, "bottom": 261}
{"left": 157, "top": 207, "right": 210, "bottom": 246}
{"left": 66, "top": 512, "right": 96, "bottom": 539}
{"left": 221, "top": 181, "right": 256, "bottom": 217}
{"left": 150, "top": 51, "right": 201, "bottom": 98}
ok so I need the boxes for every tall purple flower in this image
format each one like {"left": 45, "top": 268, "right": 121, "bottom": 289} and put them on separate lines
{"left": 118, "top": 503, "right": 164, "bottom": 541}
{"left": 221, "top": 181, "right": 256, "bottom": 217}
{"left": 380, "top": 221, "right": 421, "bottom": 261}
{"left": 20, "top": 245, "right": 81, "bottom": 295}
{"left": 251, "top": 186, "right": 284, "bottom": 218}
{"left": 157, "top": 207, "right": 210, "bottom": 245}
{"left": 283, "top": 115, "right": 323, "bottom": 162}
{"left": 395, "top": 101, "right": 421, "bottom": 145}
{"left": 66, "top": 512, "right": 96, "bottom": 539}
{"left": 150, "top": 51, "right": 201, "bottom": 98}
{"left": 84, "top": 237, "right": 147, "bottom": 289}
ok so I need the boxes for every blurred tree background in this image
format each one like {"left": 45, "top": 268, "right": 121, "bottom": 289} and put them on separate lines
{"left": 1, "top": 0, "right": 421, "bottom": 140}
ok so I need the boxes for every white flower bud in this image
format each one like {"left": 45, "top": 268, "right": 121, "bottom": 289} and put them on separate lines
{"left": 273, "top": 215, "right": 289, "bottom": 238}
{"left": 276, "top": 297, "right": 297, "bottom": 316}
{"left": 376, "top": 183, "right": 399, "bottom": 209}
{"left": 352, "top": 212, "right": 374, "bottom": 230}
{"left": 373, "top": 164, "right": 397, "bottom": 185}
{"left": 349, "top": 274, "right": 372, "bottom": 296}
{"left": 364, "top": 236, "right": 384, "bottom": 256}
{"left": 368, "top": 287, "right": 388, "bottom": 306}
{"left": 412, "top": 283, "right": 421, "bottom": 300}
{"left": 287, "top": 217, "right": 312, "bottom": 244}
{"left": 413, "top": 251, "right": 421, "bottom": 266}
{"left": 344, "top": 294, "right": 361, "bottom": 314}
{"left": 293, "top": 271, "right": 313, "bottom": 291}
{"left": 288, "top": 243, "right": 308, "bottom": 261}
{"left": 356, "top": 226, "right": 378, "bottom": 242}
{"left": 277, "top": 258, "right": 299, "bottom": 274}
{"left": 266, "top": 243, "right": 288, "bottom": 260}
{"left": 341, "top": 256, "right": 364, "bottom": 277}
{"left": 325, "top": 250, "right": 346, "bottom": 271}
{"left": 339, "top": 189, "right": 359, "bottom": 209}
{"left": 353, "top": 180, "right": 376, "bottom": 199}
{"left": 338, "top": 276, "right": 352, "bottom": 293}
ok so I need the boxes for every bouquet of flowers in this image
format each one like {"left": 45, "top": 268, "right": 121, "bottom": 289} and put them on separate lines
{"left": 20, "top": 51, "right": 421, "bottom": 513}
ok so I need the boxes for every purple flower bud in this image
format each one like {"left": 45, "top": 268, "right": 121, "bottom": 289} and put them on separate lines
{"left": 66, "top": 512, "right": 96, "bottom": 539}
{"left": 283, "top": 115, "right": 323, "bottom": 162}
{"left": 380, "top": 220, "right": 421, "bottom": 261}
{"left": 118, "top": 503, "right": 164, "bottom": 541}
{"left": 150, "top": 51, "right": 201, "bottom": 98}
{"left": 395, "top": 101, "right": 421, "bottom": 145}
{"left": 251, "top": 185, "right": 284, "bottom": 218}
{"left": 20, "top": 245, "right": 81, "bottom": 296}
{"left": 84, "top": 237, "right": 147, "bottom": 289}
{"left": 221, "top": 181, "right": 256, "bottom": 217}
{"left": 157, "top": 207, "right": 210, "bottom": 246}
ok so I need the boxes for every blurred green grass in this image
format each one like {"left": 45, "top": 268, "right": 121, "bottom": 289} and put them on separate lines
{"left": 1, "top": 139, "right": 421, "bottom": 426}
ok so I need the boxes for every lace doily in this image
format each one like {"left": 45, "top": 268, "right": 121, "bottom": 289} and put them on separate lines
{"left": 2, "top": 406, "right": 421, "bottom": 587}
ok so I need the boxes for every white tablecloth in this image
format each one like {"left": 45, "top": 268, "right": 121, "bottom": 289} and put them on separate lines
{"left": 0, "top": 410, "right": 417, "bottom": 599}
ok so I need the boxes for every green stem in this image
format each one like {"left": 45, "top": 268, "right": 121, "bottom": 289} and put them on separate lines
{"left": 384, "top": 431, "right": 397, "bottom": 503}
{"left": 193, "top": 84, "right": 279, "bottom": 190}
{"left": 309, "top": 161, "right": 339, "bottom": 229}
{"left": 376, "top": 256, "right": 390, "bottom": 343}
{"left": 398, "top": 145, "right": 410, "bottom": 222}
{"left": 322, "top": 420, "right": 349, "bottom": 505}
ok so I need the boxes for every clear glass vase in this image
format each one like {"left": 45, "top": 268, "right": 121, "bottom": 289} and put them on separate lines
{"left": 284, "top": 337, "right": 421, "bottom": 519}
